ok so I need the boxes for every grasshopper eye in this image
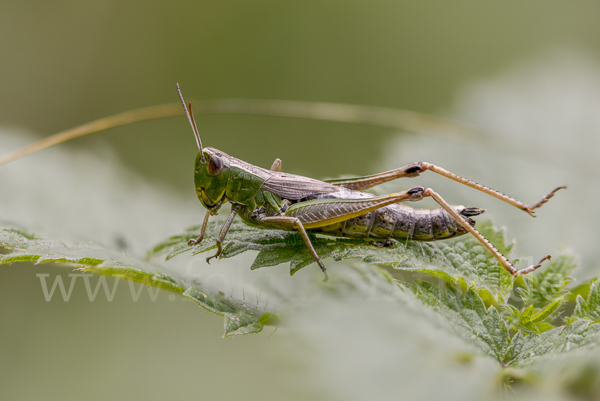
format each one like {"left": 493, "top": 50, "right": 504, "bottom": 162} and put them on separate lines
{"left": 207, "top": 155, "right": 224, "bottom": 176}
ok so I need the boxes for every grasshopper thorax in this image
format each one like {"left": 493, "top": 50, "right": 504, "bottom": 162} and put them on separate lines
{"left": 194, "top": 147, "right": 231, "bottom": 213}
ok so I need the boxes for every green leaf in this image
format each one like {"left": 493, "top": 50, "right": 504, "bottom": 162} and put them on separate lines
{"left": 572, "top": 279, "right": 600, "bottom": 323}
{"left": 0, "top": 224, "right": 265, "bottom": 337}
{"left": 520, "top": 305, "right": 535, "bottom": 322}
{"left": 401, "top": 267, "right": 500, "bottom": 307}
{"left": 509, "top": 321, "right": 600, "bottom": 366}
{"left": 527, "top": 297, "right": 563, "bottom": 324}
{"left": 504, "top": 297, "right": 564, "bottom": 335}
{"left": 5, "top": 215, "right": 600, "bottom": 373}
{"left": 517, "top": 255, "right": 576, "bottom": 308}
{"left": 403, "top": 280, "right": 511, "bottom": 363}
{"left": 151, "top": 220, "right": 515, "bottom": 295}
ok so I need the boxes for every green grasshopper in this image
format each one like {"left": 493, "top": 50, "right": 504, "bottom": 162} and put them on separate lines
{"left": 177, "top": 84, "right": 565, "bottom": 282}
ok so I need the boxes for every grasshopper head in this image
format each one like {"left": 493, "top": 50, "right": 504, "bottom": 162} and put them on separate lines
{"left": 194, "top": 147, "right": 231, "bottom": 213}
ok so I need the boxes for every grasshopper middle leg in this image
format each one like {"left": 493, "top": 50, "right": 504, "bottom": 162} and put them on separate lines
{"left": 258, "top": 215, "right": 329, "bottom": 282}
{"left": 281, "top": 187, "right": 426, "bottom": 280}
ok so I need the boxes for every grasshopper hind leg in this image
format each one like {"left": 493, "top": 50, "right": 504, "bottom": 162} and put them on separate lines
{"left": 329, "top": 161, "right": 565, "bottom": 217}
{"left": 422, "top": 188, "right": 550, "bottom": 276}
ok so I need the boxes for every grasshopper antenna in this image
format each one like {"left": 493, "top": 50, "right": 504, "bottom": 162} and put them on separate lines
{"left": 176, "top": 83, "right": 206, "bottom": 163}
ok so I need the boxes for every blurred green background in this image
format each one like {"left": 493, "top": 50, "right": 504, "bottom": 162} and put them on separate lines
{"left": 2, "top": 1, "right": 600, "bottom": 400}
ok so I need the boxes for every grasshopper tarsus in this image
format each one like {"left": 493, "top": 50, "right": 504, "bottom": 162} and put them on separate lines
{"left": 523, "top": 186, "right": 567, "bottom": 217}
{"left": 206, "top": 244, "right": 222, "bottom": 264}
{"left": 322, "top": 271, "right": 329, "bottom": 282}
{"left": 514, "top": 255, "right": 551, "bottom": 277}
{"left": 206, "top": 239, "right": 225, "bottom": 264}
{"left": 188, "top": 236, "right": 203, "bottom": 246}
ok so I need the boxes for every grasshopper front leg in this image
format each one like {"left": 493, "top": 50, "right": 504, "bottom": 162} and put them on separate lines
{"left": 327, "top": 161, "right": 565, "bottom": 216}
{"left": 188, "top": 211, "right": 211, "bottom": 246}
{"left": 205, "top": 204, "right": 241, "bottom": 264}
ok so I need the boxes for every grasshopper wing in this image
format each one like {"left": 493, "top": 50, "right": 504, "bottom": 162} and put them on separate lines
{"left": 262, "top": 172, "right": 339, "bottom": 200}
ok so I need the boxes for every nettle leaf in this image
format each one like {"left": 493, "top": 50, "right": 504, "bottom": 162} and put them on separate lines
{"left": 403, "top": 280, "right": 512, "bottom": 364}
{"left": 5, "top": 216, "right": 600, "bottom": 369}
{"left": 400, "top": 270, "right": 599, "bottom": 367}
{"left": 151, "top": 220, "right": 514, "bottom": 295}
{"left": 495, "top": 255, "right": 576, "bottom": 338}
{"left": 436, "top": 221, "right": 514, "bottom": 297}
{"left": 406, "top": 275, "right": 600, "bottom": 367}
{"left": 508, "top": 321, "right": 600, "bottom": 366}
{"left": 571, "top": 279, "right": 600, "bottom": 323}
{"left": 528, "top": 297, "right": 563, "bottom": 324}
{"left": 0, "top": 224, "right": 267, "bottom": 337}
{"left": 517, "top": 254, "right": 576, "bottom": 308}
{"left": 504, "top": 298, "right": 564, "bottom": 335}
{"left": 401, "top": 268, "right": 500, "bottom": 308}
{"left": 3, "top": 216, "right": 520, "bottom": 339}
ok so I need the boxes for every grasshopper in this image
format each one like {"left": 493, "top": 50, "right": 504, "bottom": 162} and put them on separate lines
{"left": 176, "top": 84, "right": 565, "bottom": 282}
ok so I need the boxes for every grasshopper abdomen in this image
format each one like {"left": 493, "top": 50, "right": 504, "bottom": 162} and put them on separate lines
{"left": 306, "top": 190, "right": 484, "bottom": 241}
